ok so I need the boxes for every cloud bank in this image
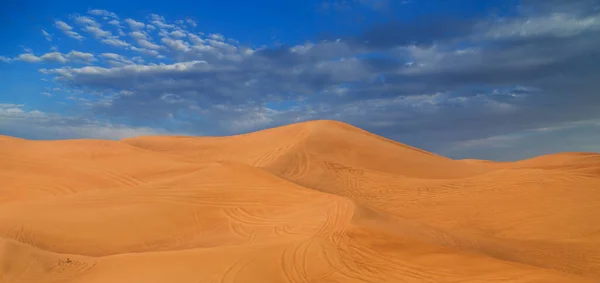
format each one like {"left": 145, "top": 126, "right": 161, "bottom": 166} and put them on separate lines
{"left": 1, "top": 0, "right": 600, "bottom": 160}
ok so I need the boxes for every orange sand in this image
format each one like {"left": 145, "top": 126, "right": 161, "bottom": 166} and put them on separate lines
{"left": 1, "top": 120, "right": 599, "bottom": 282}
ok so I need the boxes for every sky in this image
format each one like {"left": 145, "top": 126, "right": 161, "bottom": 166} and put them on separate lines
{"left": 1, "top": 0, "right": 599, "bottom": 161}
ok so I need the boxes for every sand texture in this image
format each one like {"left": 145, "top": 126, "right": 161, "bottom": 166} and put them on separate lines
{"left": 1, "top": 120, "right": 599, "bottom": 282}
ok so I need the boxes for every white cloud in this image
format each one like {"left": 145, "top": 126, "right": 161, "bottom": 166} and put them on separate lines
{"left": 40, "top": 52, "right": 68, "bottom": 63}
{"left": 0, "top": 56, "right": 12, "bottom": 63}
{"left": 188, "top": 33, "right": 205, "bottom": 45}
{"left": 170, "top": 30, "right": 187, "bottom": 38}
{"left": 67, "top": 51, "right": 95, "bottom": 63}
{"left": 482, "top": 12, "right": 600, "bottom": 39}
{"left": 129, "top": 31, "right": 147, "bottom": 40}
{"left": 16, "top": 53, "right": 42, "bottom": 63}
{"left": 45, "top": 61, "right": 210, "bottom": 80}
{"left": 41, "top": 92, "right": 53, "bottom": 97}
{"left": 102, "top": 38, "right": 130, "bottom": 47}
{"left": 186, "top": 19, "right": 197, "bottom": 27}
{"left": 137, "top": 39, "right": 161, "bottom": 49}
{"left": 530, "top": 119, "right": 600, "bottom": 133}
{"left": 161, "top": 37, "right": 190, "bottom": 52}
{"left": 132, "top": 56, "right": 145, "bottom": 63}
{"left": 88, "top": 9, "right": 118, "bottom": 19}
{"left": 84, "top": 26, "right": 112, "bottom": 38}
{"left": 161, "top": 93, "right": 184, "bottom": 103}
{"left": 130, "top": 46, "right": 160, "bottom": 56}
{"left": 209, "top": 33, "right": 225, "bottom": 41}
{"left": 14, "top": 51, "right": 94, "bottom": 64}
{"left": 0, "top": 104, "right": 176, "bottom": 140}
{"left": 101, "top": 53, "right": 122, "bottom": 60}
{"left": 105, "top": 60, "right": 127, "bottom": 67}
{"left": 54, "top": 20, "right": 71, "bottom": 30}
{"left": 150, "top": 14, "right": 175, "bottom": 29}
{"left": 54, "top": 20, "right": 84, "bottom": 40}
{"left": 206, "top": 39, "right": 237, "bottom": 52}
{"left": 74, "top": 18, "right": 122, "bottom": 48}
{"left": 41, "top": 29, "right": 52, "bottom": 41}
{"left": 0, "top": 104, "right": 46, "bottom": 119}
{"left": 74, "top": 15, "right": 99, "bottom": 27}
{"left": 125, "top": 18, "right": 146, "bottom": 30}
{"left": 101, "top": 53, "right": 133, "bottom": 65}
{"left": 108, "top": 19, "right": 121, "bottom": 26}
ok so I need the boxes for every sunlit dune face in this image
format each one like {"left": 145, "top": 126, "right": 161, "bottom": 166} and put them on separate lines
{"left": 1, "top": 120, "right": 599, "bottom": 282}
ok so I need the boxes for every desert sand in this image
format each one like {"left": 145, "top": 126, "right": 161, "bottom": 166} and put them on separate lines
{"left": 1, "top": 120, "right": 599, "bottom": 282}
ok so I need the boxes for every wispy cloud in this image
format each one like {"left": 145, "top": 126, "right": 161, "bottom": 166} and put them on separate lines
{"left": 41, "top": 29, "right": 52, "bottom": 41}
{"left": 88, "top": 9, "right": 119, "bottom": 19}
{"left": 125, "top": 18, "right": 146, "bottom": 30}
{"left": 0, "top": 104, "right": 176, "bottom": 140}
{"left": 13, "top": 50, "right": 95, "bottom": 64}
{"left": 54, "top": 20, "right": 84, "bottom": 40}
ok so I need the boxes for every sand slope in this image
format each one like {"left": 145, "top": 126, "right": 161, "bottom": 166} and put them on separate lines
{"left": 1, "top": 120, "right": 599, "bottom": 282}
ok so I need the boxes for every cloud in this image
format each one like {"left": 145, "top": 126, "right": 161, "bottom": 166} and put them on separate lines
{"left": 101, "top": 53, "right": 124, "bottom": 60}
{"left": 0, "top": 104, "right": 176, "bottom": 140}
{"left": 2, "top": 4, "right": 598, "bottom": 160}
{"left": 88, "top": 9, "right": 118, "bottom": 19}
{"left": 160, "top": 93, "right": 185, "bottom": 104}
{"left": 0, "top": 56, "right": 12, "bottom": 63}
{"left": 17, "top": 54, "right": 41, "bottom": 63}
{"left": 14, "top": 50, "right": 94, "bottom": 64}
{"left": 40, "top": 52, "right": 68, "bottom": 63}
{"left": 136, "top": 39, "right": 161, "bottom": 49}
{"left": 74, "top": 15, "right": 99, "bottom": 27}
{"left": 0, "top": 104, "right": 45, "bottom": 119}
{"left": 480, "top": 12, "right": 600, "bottom": 39}
{"left": 444, "top": 119, "right": 600, "bottom": 161}
{"left": 170, "top": 30, "right": 187, "bottom": 38}
{"left": 130, "top": 46, "right": 160, "bottom": 56}
{"left": 15, "top": 52, "right": 65, "bottom": 63}
{"left": 129, "top": 31, "right": 147, "bottom": 40}
{"left": 54, "top": 20, "right": 84, "bottom": 40}
{"left": 66, "top": 51, "right": 96, "bottom": 63}
{"left": 84, "top": 26, "right": 112, "bottom": 38}
{"left": 41, "top": 29, "right": 52, "bottom": 41}
{"left": 161, "top": 38, "right": 190, "bottom": 52}
{"left": 149, "top": 14, "right": 176, "bottom": 29}
{"left": 125, "top": 18, "right": 146, "bottom": 30}
{"left": 101, "top": 53, "right": 134, "bottom": 66}
{"left": 208, "top": 33, "right": 225, "bottom": 41}
{"left": 186, "top": 19, "right": 197, "bottom": 27}
{"left": 71, "top": 18, "right": 130, "bottom": 48}
{"left": 102, "top": 38, "right": 130, "bottom": 47}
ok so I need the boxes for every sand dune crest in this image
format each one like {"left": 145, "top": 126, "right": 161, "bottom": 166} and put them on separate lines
{"left": 1, "top": 120, "right": 599, "bottom": 282}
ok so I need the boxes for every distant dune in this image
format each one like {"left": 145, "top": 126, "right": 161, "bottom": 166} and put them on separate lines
{"left": 1, "top": 120, "right": 599, "bottom": 282}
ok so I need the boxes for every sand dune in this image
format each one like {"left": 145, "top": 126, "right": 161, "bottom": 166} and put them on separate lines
{"left": 1, "top": 120, "right": 599, "bottom": 282}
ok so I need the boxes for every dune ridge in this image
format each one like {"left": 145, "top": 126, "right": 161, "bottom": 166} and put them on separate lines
{"left": 1, "top": 120, "right": 599, "bottom": 282}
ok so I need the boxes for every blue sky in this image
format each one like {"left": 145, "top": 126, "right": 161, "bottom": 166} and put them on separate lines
{"left": 1, "top": 0, "right": 600, "bottom": 161}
